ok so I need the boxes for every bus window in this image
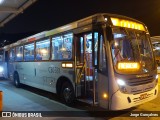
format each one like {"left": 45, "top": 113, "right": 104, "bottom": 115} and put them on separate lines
{"left": 80, "top": 37, "right": 84, "bottom": 63}
{"left": 99, "top": 35, "right": 106, "bottom": 71}
{"left": 0, "top": 55, "right": 2, "bottom": 62}
{"left": 36, "top": 39, "right": 50, "bottom": 60}
{"left": 15, "top": 46, "right": 23, "bottom": 61}
{"left": 9, "top": 48, "right": 15, "bottom": 62}
{"left": 94, "top": 32, "right": 98, "bottom": 66}
{"left": 52, "top": 33, "right": 73, "bottom": 60}
{"left": 0, "top": 50, "right": 4, "bottom": 62}
{"left": 85, "top": 33, "right": 92, "bottom": 67}
{"left": 24, "top": 43, "right": 34, "bottom": 61}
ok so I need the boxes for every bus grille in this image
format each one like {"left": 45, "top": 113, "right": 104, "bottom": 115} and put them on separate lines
{"left": 126, "top": 76, "right": 154, "bottom": 86}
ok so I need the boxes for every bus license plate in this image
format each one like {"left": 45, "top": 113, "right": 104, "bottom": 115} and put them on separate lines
{"left": 140, "top": 93, "right": 148, "bottom": 100}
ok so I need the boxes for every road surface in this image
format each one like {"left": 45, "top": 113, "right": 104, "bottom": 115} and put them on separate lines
{"left": 0, "top": 77, "right": 160, "bottom": 120}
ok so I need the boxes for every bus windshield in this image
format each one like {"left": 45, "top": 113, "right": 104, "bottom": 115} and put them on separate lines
{"left": 111, "top": 27, "right": 155, "bottom": 74}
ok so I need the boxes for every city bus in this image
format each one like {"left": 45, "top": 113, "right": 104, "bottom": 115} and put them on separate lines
{"left": 1, "top": 13, "right": 158, "bottom": 110}
{"left": 151, "top": 36, "right": 160, "bottom": 73}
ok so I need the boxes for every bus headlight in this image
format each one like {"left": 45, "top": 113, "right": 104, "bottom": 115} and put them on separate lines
{"left": 0, "top": 66, "right": 3, "bottom": 72}
{"left": 117, "top": 79, "right": 126, "bottom": 86}
{"left": 117, "top": 79, "right": 127, "bottom": 93}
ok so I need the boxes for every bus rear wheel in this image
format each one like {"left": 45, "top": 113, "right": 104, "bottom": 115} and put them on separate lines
{"left": 60, "top": 82, "right": 75, "bottom": 105}
{"left": 14, "top": 72, "right": 21, "bottom": 88}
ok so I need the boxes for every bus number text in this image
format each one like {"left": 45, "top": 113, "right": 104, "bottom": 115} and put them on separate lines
{"left": 48, "top": 67, "right": 60, "bottom": 74}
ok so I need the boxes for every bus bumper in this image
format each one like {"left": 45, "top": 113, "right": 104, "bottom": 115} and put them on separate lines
{"left": 111, "top": 84, "right": 158, "bottom": 110}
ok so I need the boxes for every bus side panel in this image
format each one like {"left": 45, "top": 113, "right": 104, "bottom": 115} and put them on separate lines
{"left": 34, "top": 62, "right": 51, "bottom": 91}
{"left": 98, "top": 73, "right": 109, "bottom": 109}
{"left": 10, "top": 61, "right": 75, "bottom": 94}
{"left": 35, "top": 61, "right": 74, "bottom": 93}
{"left": 8, "top": 62, "right": 15, "bottom": 80}
{"left": 17, "top": 62, "right": 35, "bottom": 86}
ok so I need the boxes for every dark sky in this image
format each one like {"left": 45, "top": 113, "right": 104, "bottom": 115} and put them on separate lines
{"left": 0, "top": 0, "right": 160, "bottom": 43}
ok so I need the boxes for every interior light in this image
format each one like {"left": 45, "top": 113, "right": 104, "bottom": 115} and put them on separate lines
{"left": 114, "top": 41, "right": 118, "bottom": 46}
{"left": 111, "top": 17, "right": 146, "bottom": 31}
{"left": 156, "top": 74, "right": 158, "bottom": 79}
{"left": 40, "top": 49, "right": 47, "bottom": 54}
{"left": 60, "top": 47, "right": 66, "bottom": 51}
{"left": 114, "top": 34, "right": 124, "bottom": 38}
{"left": 155, "top": 47, "right": 160, "bottom": 50}
{"left": 17, "top": 54, "right": 22, "bottom": 57}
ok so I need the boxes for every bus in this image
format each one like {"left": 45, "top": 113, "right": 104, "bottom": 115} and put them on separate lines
{"left": 1, "top": 13, "right": 158, "bottom": 110}
{"left": 151, "top": 36, "right": 160, "bottom": 73}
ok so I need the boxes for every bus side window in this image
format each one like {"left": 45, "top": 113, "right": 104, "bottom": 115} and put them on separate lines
{"left": 99, "top": 35, "right": 107, "bottom": 72}
{"left": 15, "top": 46, "right": 23, "bottom": 61}
{"left": 94, "top": 32, "right": 98, "bottom": 66}
{"left": 52, "top": 33, "right": 73, "bottom": 60}
{"left": 63, "top": 33, "right": 73, "bottom": 59}
{"left": 52, "top": 36, "right": 63, "bottom": 60}
{"left": 36, "top": 39, "right": 50, "bottom": 60}
{"left": 9, "top": 48, "right": 15, "bottom": 62}
{"left": 24, "top": 43, "right": 34, "bottom": 61}
{"left": 0, "top": 50, "right": 3, "bottom": 62}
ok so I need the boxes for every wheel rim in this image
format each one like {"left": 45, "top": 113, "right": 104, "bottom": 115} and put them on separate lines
{"left": 63, "top": 87, "right": 72, "bottom": 103}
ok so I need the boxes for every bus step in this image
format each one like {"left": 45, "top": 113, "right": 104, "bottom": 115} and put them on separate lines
{"left": 77, "top": 98, "right": 98, "bottom": 105}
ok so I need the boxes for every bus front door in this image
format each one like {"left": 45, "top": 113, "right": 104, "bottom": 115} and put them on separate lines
{"left": 76, "top": 32, "right": 98, "bottom": 105}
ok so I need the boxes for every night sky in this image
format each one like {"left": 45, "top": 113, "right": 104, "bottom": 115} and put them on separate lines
{"left": 0, "top": 0, "right": 159, "bottom": 43}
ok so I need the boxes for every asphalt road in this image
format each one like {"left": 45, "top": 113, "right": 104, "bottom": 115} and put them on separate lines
{"left": 0, "top": 77, "right": 160, "bottom": 120}
{"left": 0, "top": 79, "right": 103, "bottom": 120}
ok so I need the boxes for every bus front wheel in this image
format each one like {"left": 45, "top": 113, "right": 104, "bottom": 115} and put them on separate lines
{"left": 14, "top": 72, "right": 21, "bottom": 88}
{"left": 60, "top": 82, "right": 75, "bottom": 105}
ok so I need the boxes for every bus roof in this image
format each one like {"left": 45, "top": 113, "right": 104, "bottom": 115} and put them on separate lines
{"left": 3, "top": 13, "right": 146, "bottom": 50}
{"left": 45, "top": 13, "right": 145, "bottom": 36}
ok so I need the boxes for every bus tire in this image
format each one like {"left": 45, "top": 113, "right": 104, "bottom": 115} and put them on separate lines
{"left": 60, "top": 82, "right": 75, "bottom": 105}
{"left": 14, "top": 72, "right": 21, "bottom": 88}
